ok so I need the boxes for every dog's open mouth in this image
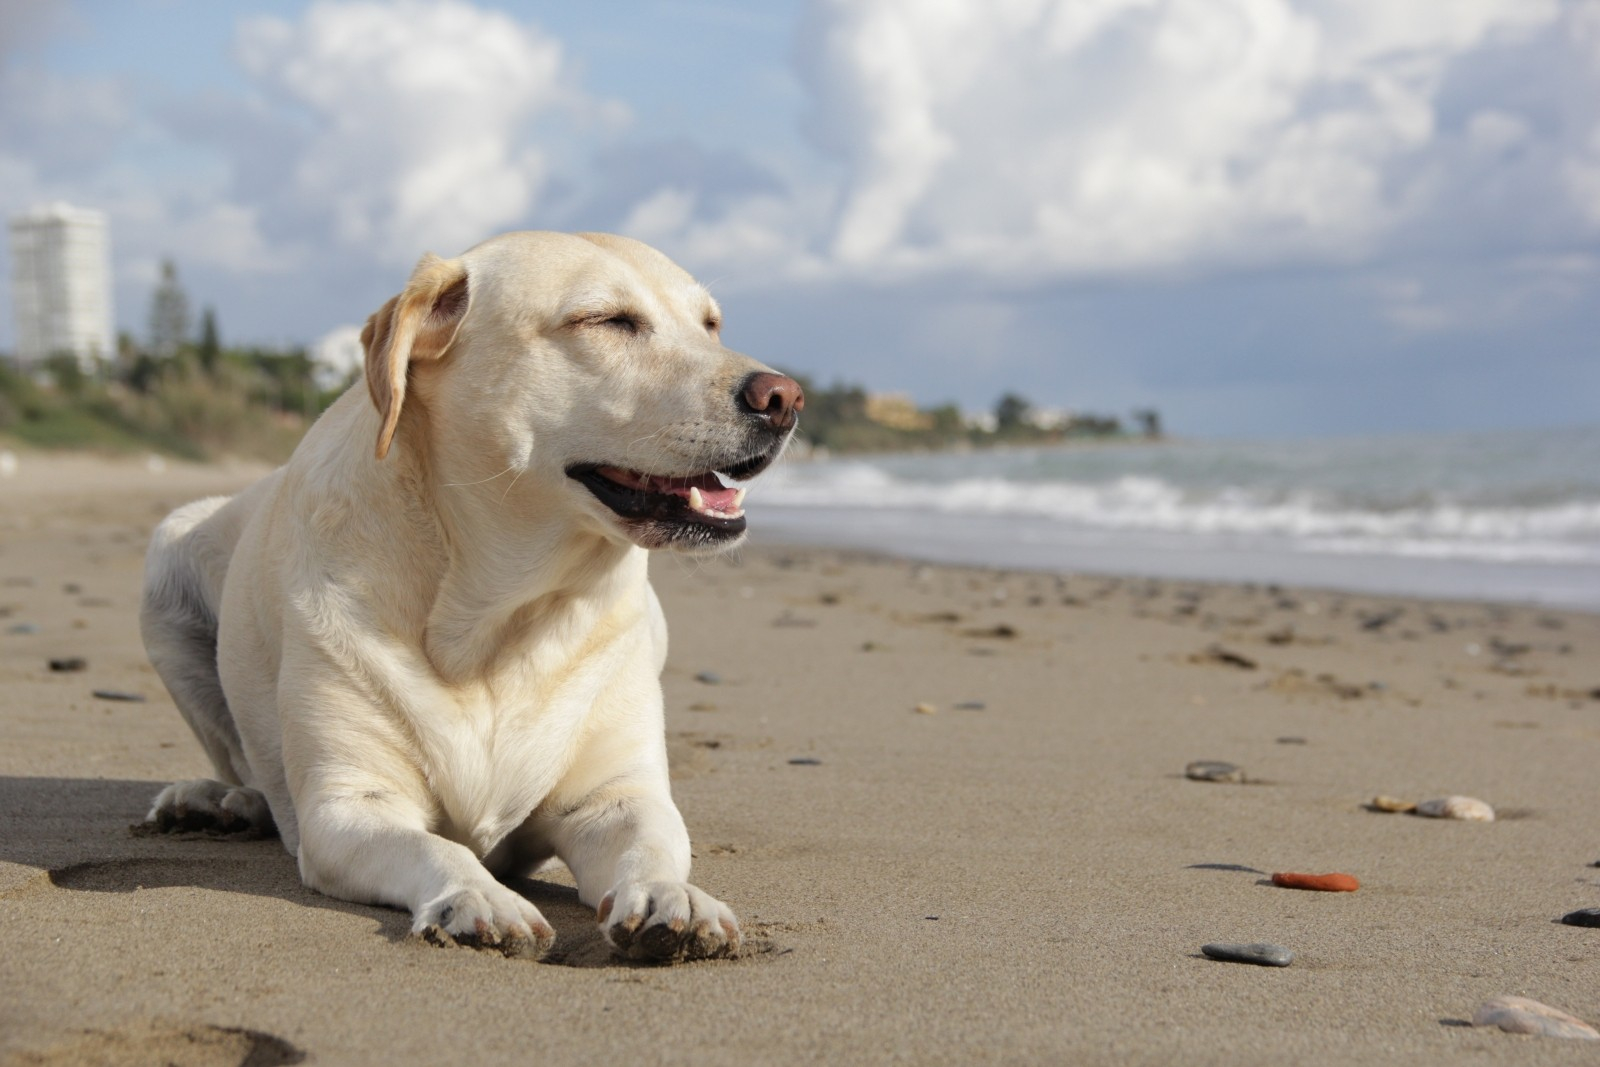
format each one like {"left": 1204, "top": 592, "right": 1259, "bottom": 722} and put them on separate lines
{"left": 568, "top": 464, "right": 749, "bottom": 535}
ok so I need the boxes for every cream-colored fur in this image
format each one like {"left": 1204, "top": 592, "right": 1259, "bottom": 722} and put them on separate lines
{"left": 139, "top": 231, "right": 796, "bottom": 961}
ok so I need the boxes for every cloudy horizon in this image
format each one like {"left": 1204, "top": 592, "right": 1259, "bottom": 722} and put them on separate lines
{"left": 3, "top": 0, "right": 1597, "bottom": 438}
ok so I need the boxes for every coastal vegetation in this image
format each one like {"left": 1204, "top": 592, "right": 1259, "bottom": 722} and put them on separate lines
{"left": 0, "top": 261, "right": 1158, "bottom": 462}
{"left": 784, "top": 374, "right": 1160, "bottom": 456}
{"left": 0, "top": 261, "right": 346, "bottom": 461}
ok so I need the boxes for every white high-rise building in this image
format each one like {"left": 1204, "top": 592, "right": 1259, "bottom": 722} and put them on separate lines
{"left": 9, "top": 203, "right": 115, "bottom": 369}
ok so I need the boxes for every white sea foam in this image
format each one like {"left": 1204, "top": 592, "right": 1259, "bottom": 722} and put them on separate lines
{"left": 758, "top": 462, "right": 1600, "bottom": 565}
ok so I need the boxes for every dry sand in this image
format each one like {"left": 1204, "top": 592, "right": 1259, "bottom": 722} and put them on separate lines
{"left": 2, "top": 454, "right": 1599, "bottom": 1065}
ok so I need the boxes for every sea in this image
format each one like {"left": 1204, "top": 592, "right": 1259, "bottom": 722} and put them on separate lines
{"left": 748, "top": 425, "right": 1600, "bottom": 611}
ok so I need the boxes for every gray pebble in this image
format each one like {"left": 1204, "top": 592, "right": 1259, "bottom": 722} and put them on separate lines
{"left": 1186, "top": 760, "right": 1244, "bottom": 783}
{"left": 787, "top": 758, "right": 822, "bottom": 766}
{"left": 49, "top": 657, "right": 87, "bottom": 672}
{"left": 91, "top": 689, "right": 146, "bottom": 702}
{"left": 1201, "top": 942, "right": 1294, "bottom": 966}
{"left": 954, "top": 701, "right": 987, "bottom": 711}
{"left": 8, "top": 622, "right": 39, "bottom": 635}
{"left": 694, "top": 671, "right": 722, "bottom": 685}
{"left": 1560, "top": 907, "right": 1600, "bottom": 928}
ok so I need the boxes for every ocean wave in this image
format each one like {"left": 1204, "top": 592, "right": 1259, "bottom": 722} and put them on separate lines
{"left": 756, "top": 464, "right": 1600, "bottom": 564}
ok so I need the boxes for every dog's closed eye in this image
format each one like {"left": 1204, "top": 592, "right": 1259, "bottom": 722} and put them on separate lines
{"left": 598, "top": 312, "right": 643, "bottom": 334}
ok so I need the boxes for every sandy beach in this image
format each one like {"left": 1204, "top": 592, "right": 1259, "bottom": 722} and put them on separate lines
{"left": 2, "top": 454, "right": 1598, "bottom": 1066}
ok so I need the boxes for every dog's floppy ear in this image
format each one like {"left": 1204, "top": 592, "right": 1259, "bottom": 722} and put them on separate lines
{"left": 362, "top": 253, "right": 471, "bottom": 459}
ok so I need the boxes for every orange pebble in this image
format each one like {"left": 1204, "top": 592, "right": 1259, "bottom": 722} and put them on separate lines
{"left": 1271, "top": 871, "right": 1359, "bottom": 892}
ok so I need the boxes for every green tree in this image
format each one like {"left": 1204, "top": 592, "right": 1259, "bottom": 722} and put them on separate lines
{"left": 197, "top": 306, "right": 221, "bottom": 376}
{"left": 928, "top": 403, "right": 965, "bottom": 437}
{"left": 995, "top": 392, "right": 1031, "bottom": 433}
{"left": 1132, "top": 407, "right": 1163, "bottom": 439}
{"left": 149, "top": 258, "right": 191, "bottom": 360}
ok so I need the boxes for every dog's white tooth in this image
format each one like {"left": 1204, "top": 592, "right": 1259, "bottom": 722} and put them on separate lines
{"left": 733, "top": 488, "right": 747, "bottom": 508}
{"left": 688, "top": 486, "right": 705, "bottom": 513}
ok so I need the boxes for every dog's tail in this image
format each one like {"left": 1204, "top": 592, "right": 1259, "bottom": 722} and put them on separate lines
{"left": 140, "top": 496, "right": 248, "bottom": 784}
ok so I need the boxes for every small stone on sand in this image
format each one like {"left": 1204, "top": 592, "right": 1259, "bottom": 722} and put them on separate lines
{"left": 1369, "top": 795, "right": 1416, "bottom": 813}
{"left": 694, "top": 671, "right": 722, "bottom": 685}
{"left": 1415, "top": 795, "right": 1494, "bottom": 821}
{"left": 787, "top": 758, "right": 822, "bottom": 766}
{"left": 1201, "top": 942, "right": 1294, "bottom": 967}
{"left": 1472, "top": 996, "right": 1599, "bottom": 1040}
{"left": 48, "top": 657, "right": 87, "bottom": 672}
{"left": 1185, "top": 760, "right": 1243, "bottom": 783}
{"left": 1559, "top": 907, "right": 1600, "bottom": 928}
{"left": 954, "top": 701, "right": 986, "bottom": 711}
{"left": 91, "top": 689, "right": 146, "bottom": 702}
{"left": 914, "top": 703, "right": 937, "bottom": 715}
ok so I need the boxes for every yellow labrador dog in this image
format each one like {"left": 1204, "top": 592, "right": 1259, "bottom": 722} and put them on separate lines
{"left": 138, "top": 231, "right": 802, "bottom": 962}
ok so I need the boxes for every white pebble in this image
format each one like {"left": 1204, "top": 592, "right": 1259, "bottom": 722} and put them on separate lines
{"left": 1415, "top": 795, "right": 1494, "bottom": 821}
{"left": 0, "top": 450, "right": 15, "bottom": 478}
{"left": 1473, "top": 996, "right": 1599, "bottom": 1040}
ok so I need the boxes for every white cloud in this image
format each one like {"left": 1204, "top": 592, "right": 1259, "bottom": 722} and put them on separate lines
{"left": 236, "top": 0, "right": 582, "bottom": 261}
{"left": 312, "top": 323, "right": 365, "bottom": 389}
{"left": 779, "top": 0, "right": 1566, "bottom": 279}
{"left": 619, "top": 0, "right": 1585, "bottom": 283}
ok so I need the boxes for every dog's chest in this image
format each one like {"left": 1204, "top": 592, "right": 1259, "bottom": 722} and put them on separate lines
{"left": 417, "top": 686, "right": 581, "bottom": 853}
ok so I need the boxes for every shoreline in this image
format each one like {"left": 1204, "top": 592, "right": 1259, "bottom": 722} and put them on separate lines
{"left": 753, "top": 508, "right": 1600, "bottom": 615}
{"left": 3, "top": 456, "right": 1599, "bottom": 1064}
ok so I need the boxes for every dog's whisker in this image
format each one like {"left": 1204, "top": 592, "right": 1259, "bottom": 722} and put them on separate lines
{"left": 498, "top": 466, "right": 525, "bottom": 505}
{"left": 442, "top": 464, "right": 518, "bottom": 489}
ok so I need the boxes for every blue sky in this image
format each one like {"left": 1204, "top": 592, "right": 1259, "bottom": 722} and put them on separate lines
{"left": 3, "top": 0, "right": 1597, "bottom": 437}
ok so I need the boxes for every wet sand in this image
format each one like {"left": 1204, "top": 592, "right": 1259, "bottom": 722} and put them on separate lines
{"left": 2, "top": 455, "right": 1598, "bottom": 1065}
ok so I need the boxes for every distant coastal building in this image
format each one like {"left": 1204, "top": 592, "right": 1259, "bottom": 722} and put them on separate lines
{"left": 864, "top": 392, "right": 933, "bottom": 431}
{"left": 1025, "top": 406, "right": 1070, "bottom": 432}
{"left": 8, "top": 202, "right": 114, "bottom": 369}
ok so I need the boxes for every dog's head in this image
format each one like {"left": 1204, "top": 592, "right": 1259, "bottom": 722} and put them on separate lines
{"left": 359, "top": 231, "right": 802, "bottom": 555}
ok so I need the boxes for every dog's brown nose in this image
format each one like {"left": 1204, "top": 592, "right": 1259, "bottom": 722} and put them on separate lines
{"left": 739, "top": 372, "right": 804, "bottom": 432}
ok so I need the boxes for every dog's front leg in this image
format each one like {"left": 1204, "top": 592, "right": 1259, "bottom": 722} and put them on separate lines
{"left": 551, "top": 781, "right": 739, "bottom": 962}
{"left": 279, "top": 671, "right": 555, "bottom": 958}
{"left": 296, "top": 790, "right": 556, "bottom": 958}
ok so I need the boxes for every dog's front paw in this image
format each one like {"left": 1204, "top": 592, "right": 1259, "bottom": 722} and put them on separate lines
{"left": 598, "top": 881, "right": 739, "bottom": 962}
{"left": 413, "top": 883, "right": 555, "bottom": 960}
{"left": 143, "top": 779, "right": 276, "bottom": 837}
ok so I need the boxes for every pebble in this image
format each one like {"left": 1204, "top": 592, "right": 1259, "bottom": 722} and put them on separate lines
{"left": 787, "top": 757, "right": 822, "bottom": 766}
{"left": 48, "top": 657, "right": 88, "bottom": 672}
{"left": 1201, "top": 942, "right": 1294, "bottom": 967}
{"left": 693, "top": 671, "right": 722, "bottom": 685}
{"left": 1369, "top": 795, "right": 1416, "bottom": 813}
{"left": 913, "top": 703, "right": 937, "bottom": 715}
{"left": 1185, "top": 760, "right": 1243, "bottom": 783}
{"left": 1271, "top": 871, "right": 1359, "bottom": 892}
{"left": 7, "top": 622, "right": 39, "bottom": 635}
{"left": 1560, "top": 907, "right": 1600, "bottom": 928}
{"left": 953, "top": 700, "right": 987, "bottom": 711}
{"left": 91, "top": 690, "right": 146, "bottom": 702}
{"left": 1415, "top": 795, "right": 1494, "bottom": 821}
{"left": 1472, "top": 996, "right": 1600, "bottom": 1040}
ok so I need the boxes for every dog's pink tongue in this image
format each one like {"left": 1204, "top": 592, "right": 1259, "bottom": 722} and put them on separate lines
{"left": 597, "top": 467, "right": 740, "bottom": 511}
{"left": 663, "top": 471, "right": 739, "bottom": 511}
